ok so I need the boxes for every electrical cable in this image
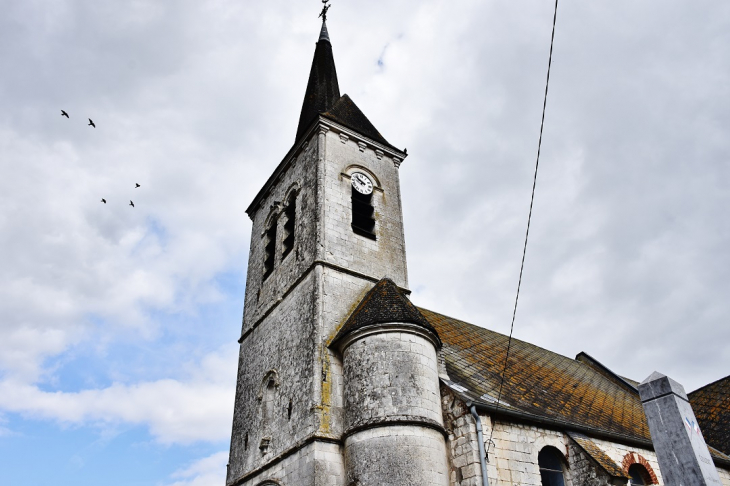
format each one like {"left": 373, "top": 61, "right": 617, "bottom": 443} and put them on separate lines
{"left": 484, "top": 0, "right": 560, "bottom": 461}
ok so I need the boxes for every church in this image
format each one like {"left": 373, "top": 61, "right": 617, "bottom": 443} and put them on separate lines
{"left": 225, "top": 18, "right": 730, "bottom": 486}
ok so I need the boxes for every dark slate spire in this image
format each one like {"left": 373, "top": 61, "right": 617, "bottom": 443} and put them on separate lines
{"left": 322, "top": 94, "right": 392, "bottom": 148}
{"left": 295, "top": 21, "right": 340, "bottom": 142}
{"left": 319, "top": 20, "right": 330, "bottom": 42}
{"left": 330, "top": 278, "right": 440, "bottom": 348}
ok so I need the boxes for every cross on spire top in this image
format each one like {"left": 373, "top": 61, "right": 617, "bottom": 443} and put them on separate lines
{"left": 318, "top": 0, "right": 331, "bottom": 22}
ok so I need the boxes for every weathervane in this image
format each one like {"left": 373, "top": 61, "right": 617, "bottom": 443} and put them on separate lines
{"left": 318, "top": 0, "right": 331, "bottom": 22}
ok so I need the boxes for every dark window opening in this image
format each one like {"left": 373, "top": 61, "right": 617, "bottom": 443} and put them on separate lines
{"left": 244, "top": 433, "right": 248, "bottom": 450}
{"left": 263, "top": 219, "right": 277, "bottom": 280}
{"left": 629, "top": 464, "right": 649, "bottom": 485}
{"left": 282, "top": 193, "right": 296, "bottom": 258}
{"left": 351, "top": 187, "right": 376, "bottom": 240}
{"left": 287, "top": 400, "right": 293, "bottom": 420}
{"left": 539, "top": 447, "right": 566, "bottom": 486}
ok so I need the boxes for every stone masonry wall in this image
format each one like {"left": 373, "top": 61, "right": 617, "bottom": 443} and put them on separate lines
{"left": 318, "top": 267, "right": 377, "bottom": 440}
{"left": 228, "top": 273, "right": 318, "bottom": 484}
{"left": 242, "top": 135, "right": 319, "bottom": 333}
{"left": 313, "top": 213, "right": 417, "bottom": 441}
{"left": 320, "top": 124, "right": 408, "bottom": 289}
{"left": 483, "top": 419, "right": 573, "bottom": 486}
{"left": 567, "top": 442, "right": 617, "bottom": 486}
{"left": 340, "top": 325, "right": 447, "bottom": 486}
{"left": 588, "top": 437, "right": 663, "bottom": 485}
{"left": 236, "top": 440, "right": 345, "bottom": 486}
{"left": 342, "top": 330, "right": 443, "bottom": 432}
{"left": 440, "top": 385, "right": 483, "bottom": 486}
{"left": 344, "top": 426, "right": 449, "bottom": 486}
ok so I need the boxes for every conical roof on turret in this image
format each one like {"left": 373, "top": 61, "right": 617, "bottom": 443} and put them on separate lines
{"left": 331, "top": 278, "right": 440, "bottom": 348}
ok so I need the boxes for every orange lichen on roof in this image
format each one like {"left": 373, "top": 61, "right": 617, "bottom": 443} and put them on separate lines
{"left": 689, "top": 374, "right": 730, "bottom": 456}
{"left": 419, "top": 307, "right": 651, "bottom": 441}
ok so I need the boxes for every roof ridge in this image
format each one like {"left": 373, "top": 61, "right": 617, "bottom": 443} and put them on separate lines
{"left": 688, "top": 373, "right": 730, "bottom": 396}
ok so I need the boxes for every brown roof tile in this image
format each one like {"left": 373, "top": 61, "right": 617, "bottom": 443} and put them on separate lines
{"left": 421, "top": 307, "right": 730, "bottom": 463}
{"left": 689, "top": 375, "right": 730, "bottom": 455}
{"left": 568, "top": 432, "right": 629, "bottom": 478}
{"left": 418, "top": 307, "right": 651, "bottom": 442}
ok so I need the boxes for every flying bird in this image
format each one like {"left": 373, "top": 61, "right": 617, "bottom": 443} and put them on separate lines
{"left": 61, "top": 110, "right": 69, "bottom": 118}
{"left": 88, "top": 118, "right": 96, "bottom": 128}
{"left": 135, "top": 183, "right": 140, "bottom": 188}
{"left": 129, "top": 200, "right": 134, "bottom": 208}
{"left": 101, "top": 198, "right": 106, "bottom": 204}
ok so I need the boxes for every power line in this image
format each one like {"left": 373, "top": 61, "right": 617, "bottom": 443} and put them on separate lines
{"left": 485, "top": 0, "right": 560, "bottom": 460}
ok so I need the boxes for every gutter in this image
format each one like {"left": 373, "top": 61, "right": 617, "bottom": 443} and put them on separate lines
{"left": 468, "top": 399, "right": 730, "bottom": 469}
{"left": 468, "top": 403, "right": 490, "bottom": 486}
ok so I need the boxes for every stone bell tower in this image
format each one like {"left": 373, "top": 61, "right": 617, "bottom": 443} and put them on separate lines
{"left": 226, "top": 18, "right": 447, "bottom": 486}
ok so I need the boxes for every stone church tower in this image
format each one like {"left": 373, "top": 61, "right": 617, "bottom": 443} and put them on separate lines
{"left": 226, "top": 19, "right": 449, "bottom": 486}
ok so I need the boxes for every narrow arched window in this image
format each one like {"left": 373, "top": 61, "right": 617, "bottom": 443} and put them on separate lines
{"left": 629, "top": 464, "right": 650, "bottom": 485}
{"left": 350, "top": 172, "right": 375, "bottom": 239}
{"left": 263, "top": 217, "right": 277, "bottom": 280}
{"left": 539, "top": 447, "right": 567, "bottom": 486}
{"left": 282, "top": 193, "right": 296, "bottom": 258}
{"left": 262, "top": 376, "right": 276, "bottom": 427}
{"left": 258, "top": 375, "right": 277, "bottom": 453}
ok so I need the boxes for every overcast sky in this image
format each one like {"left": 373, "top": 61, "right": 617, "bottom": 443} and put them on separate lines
{"left": 1, "top": 1, "right": 728, "bottom": 485}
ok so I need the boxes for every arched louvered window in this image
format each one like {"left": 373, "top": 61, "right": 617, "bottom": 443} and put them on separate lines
{"left": 351, "top": 171, "right": 375, "bottom": 239}
{"left": 539, "top": 447, "right": 567, "bottom": 486}
{"left": 282, "top": 192, "right": 296, "bottom": 258}
{"left": 263, "top": 217, "right": 277, "bottom": 280}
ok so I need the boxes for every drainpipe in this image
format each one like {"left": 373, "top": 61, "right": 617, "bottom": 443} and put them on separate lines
{"left": 468, "top": 403, "right": 490, "bottom": 486}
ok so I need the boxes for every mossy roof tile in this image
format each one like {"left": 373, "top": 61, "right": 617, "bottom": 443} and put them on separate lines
{"left": 689, "top": 375, "right": 730, "bottom": 455}
{"left": 420, "top": 307, "right": 730, "bottom": 458}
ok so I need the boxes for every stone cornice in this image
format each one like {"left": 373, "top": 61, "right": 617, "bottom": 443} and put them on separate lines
{"left": 333, "top": 322, "right": 441, "bottom": 354}
{"left": 342, "top": 417, "right": 448, "bottom": 441}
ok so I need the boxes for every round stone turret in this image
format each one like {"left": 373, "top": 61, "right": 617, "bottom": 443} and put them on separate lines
{"left": 331, "top": 278, "right": 449, "bottom": 486}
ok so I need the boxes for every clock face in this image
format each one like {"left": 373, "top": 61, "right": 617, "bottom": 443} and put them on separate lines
{"left": 351, "top": 172, "right": 374, "bottom": 195}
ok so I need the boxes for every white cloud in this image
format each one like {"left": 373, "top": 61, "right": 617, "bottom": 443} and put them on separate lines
{"left": 0, "top": 2, "right": 728, "bottom": 485}
{"left": 0, "top": 346, "right": 237, "bottom": 443}
{"left": 168, "top": 451, "right": 229, "bottom": 486}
